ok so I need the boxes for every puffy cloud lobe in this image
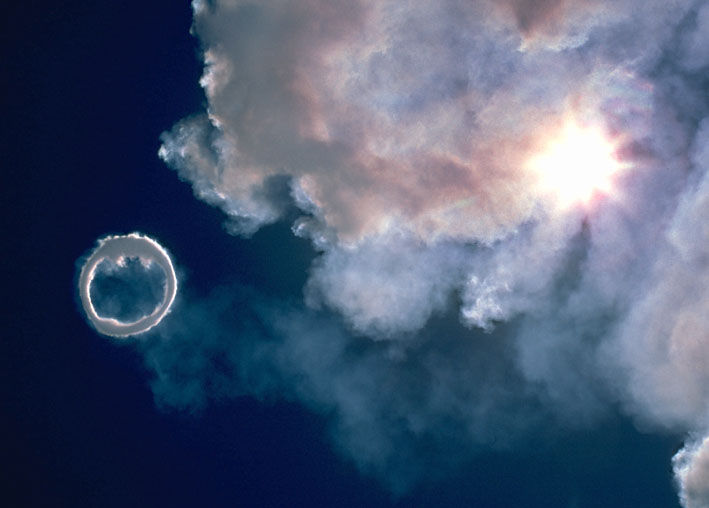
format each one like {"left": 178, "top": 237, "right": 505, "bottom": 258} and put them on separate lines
{"left": 161, "top": 0, "right": 643, "bottom": 246}
{"left": 158, "top": 116, "right": 286, "bottom": 236}
{"left": 158, "top": 0, "right": 681, "bottom": 337}
{"left": 461, "top": 211, "right": 583, "bottom": 330}
{"left": 674, "top": 435, "right": 709, "bottom": 508}
{"left": 607, "top": 119, "right": 709, "bottom": 430}
{"left": 154, "top": 0, "right": 709, "bottom": 502}
{"left": 305, "top": 232, "right": 473, "bottom": 336}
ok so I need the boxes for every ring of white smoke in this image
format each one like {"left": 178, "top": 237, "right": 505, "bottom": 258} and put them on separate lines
{"left": 78, "top": 233, "right": 178, "bottom": 337}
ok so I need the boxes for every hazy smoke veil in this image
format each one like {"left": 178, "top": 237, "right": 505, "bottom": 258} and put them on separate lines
{"left": 153, "top": 0, "right": 709, "bottom": 504}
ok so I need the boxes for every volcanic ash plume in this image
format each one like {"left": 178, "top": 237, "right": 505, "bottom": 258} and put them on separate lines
{"left": 151, "top": 0, "right": 709, "bottom": 503}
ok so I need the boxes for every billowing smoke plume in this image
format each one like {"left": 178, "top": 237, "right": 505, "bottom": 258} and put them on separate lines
{"left": 149, "top": 0, "right": 709, "bottom": 503}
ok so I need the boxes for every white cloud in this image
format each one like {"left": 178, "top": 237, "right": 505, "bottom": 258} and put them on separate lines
{"left": 674, "top": 435, "right": 709, "bottom": 508}
{"left": 150, "top": 0, "right": 709, "bottom": 500}
{"left": 306, "top": 231, "right": 473, "bottom": 336}
{"left": 606, "top": 118, "right": 709, "bottom": 430}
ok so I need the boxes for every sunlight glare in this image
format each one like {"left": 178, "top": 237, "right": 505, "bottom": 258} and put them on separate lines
{"left": 528, "top": 119, "right": 624, "bottom": 209}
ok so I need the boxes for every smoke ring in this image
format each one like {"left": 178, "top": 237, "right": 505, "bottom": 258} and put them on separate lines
{"left": 78, "top": 233, "right": 178, "bottom": 337}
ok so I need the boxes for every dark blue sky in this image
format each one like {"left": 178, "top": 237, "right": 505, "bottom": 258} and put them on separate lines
{"left": 1, "top": 2, "right": 686, "bottom": 507}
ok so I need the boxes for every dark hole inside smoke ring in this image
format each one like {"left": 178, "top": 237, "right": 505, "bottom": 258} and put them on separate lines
{"left": 89, "top": 257, "right": 168, "bottom": 323}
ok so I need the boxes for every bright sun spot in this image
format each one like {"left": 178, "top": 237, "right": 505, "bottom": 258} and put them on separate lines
{"left": 528, "top": 119, "right": 625, "bottom": 209}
